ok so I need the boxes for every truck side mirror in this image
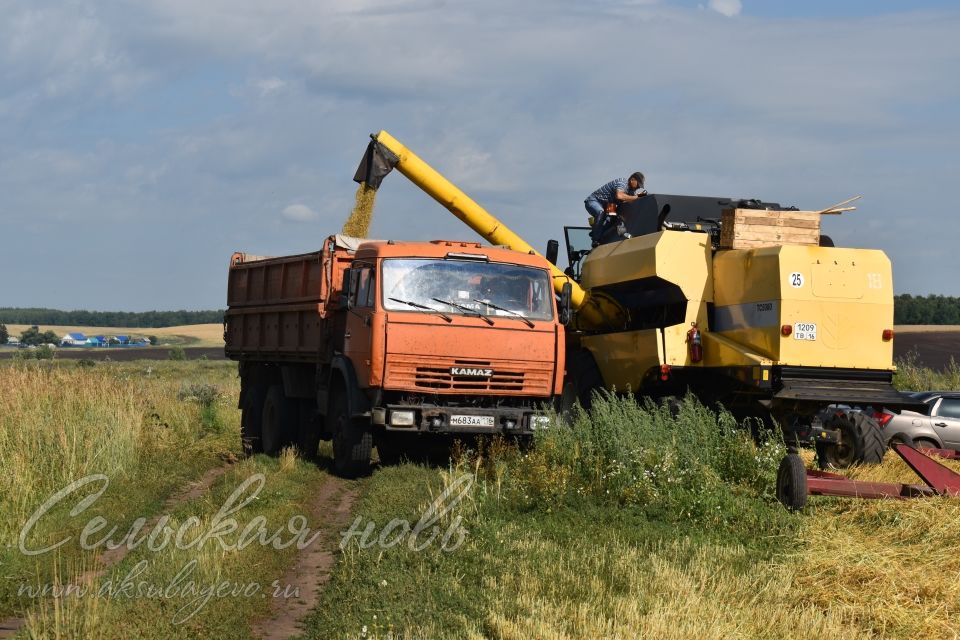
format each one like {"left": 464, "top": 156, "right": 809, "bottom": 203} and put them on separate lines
{"left": 545, "top": 240, "right": 559, "bottom": 266}
{"left": 559, "top": 282, "right": 573, "bottom": 326}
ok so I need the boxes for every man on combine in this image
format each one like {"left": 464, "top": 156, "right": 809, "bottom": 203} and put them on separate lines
{"left": 585, "top": 172, "right": 646, "bottom": 241}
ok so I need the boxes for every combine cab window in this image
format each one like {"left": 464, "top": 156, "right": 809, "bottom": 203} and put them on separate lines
{"left": 382, "top": 259, "right": 554, "bottom": 321}
{"left": 563, "top": 226, "right": 594, "bottom": 281}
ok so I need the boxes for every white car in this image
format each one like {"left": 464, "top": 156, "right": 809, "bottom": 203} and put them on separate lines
{"left": 879, "top": 392, "right": 960, "bottom": 450}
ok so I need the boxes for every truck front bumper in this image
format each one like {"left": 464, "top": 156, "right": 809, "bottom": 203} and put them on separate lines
{"left": 374, "top": 404, "right": 551, "bottom": 434}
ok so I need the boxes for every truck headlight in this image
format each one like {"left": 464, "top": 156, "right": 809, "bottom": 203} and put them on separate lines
{"left": 389, "top": 410, "right": 416, "bottom": 427}
{"left": 530, "top": 415, "right": 551, "bottom": 430}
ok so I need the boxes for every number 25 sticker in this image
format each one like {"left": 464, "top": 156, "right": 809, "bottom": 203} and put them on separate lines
{"left": 789, "top": 272, "right": 805, "bottom": 288}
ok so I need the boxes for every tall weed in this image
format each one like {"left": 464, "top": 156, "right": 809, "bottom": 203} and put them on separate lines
{"left": 894, "top": 354, "right": 960, "bottom": 391}
{"left": 460, "top": 394, "right": 788, "bottom": 533}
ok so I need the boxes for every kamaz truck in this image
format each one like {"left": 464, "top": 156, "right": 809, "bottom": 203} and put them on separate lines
{"left": 225, "top": 235, "right": 565, "bottom": 476}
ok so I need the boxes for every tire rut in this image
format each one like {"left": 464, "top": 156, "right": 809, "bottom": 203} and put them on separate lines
{"left": 0, "top": 460, "right": 235, "bottom": 639}
{"left": 252, "top": 474, "right": 359, "bottom": 640}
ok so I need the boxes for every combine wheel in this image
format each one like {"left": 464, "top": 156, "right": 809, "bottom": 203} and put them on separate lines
{"left": 328, "top": 390, "right": 372, "bottom": 478}
{"left": 240, "top": 384, "right": 266, "bottom": 456}
{"left": 817, "top": 410, "right": 886, "bottom": 468}
{"left": 776, "top": 453, "right": 808, "bottom": 511}
{"left": 261, "top": 385, "right": 296, "bottom": 456}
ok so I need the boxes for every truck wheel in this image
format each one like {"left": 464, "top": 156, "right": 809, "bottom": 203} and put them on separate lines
{"left": 776, "top": 453, "right": 808, "bottom": 511}
{"left": 261, "top": 385, "right": 295, "bottom": 456}
{"left": 817, "top": 411, "right": 886, "bottom": 468}
{"left": 328, "top": 390, "right": 372, "bottom": 478}
{"left": 240, "top": 384, "right": 266, "bottom": 456}
{"left": 563, "top": 349, "right": 605, "bottom": 413}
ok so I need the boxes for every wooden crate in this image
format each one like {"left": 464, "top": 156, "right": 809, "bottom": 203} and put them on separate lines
{"left": 719, "top": 208, "right": 821, "bottom": 249}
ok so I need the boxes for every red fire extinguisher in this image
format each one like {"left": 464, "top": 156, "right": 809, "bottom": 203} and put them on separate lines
{"left": 687, "top": 322, "right": 703, "bottom": 363}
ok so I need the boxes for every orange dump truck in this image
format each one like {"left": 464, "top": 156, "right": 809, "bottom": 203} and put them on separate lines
{"left": 225, "top": 235, "right": 566, "bottom": 476}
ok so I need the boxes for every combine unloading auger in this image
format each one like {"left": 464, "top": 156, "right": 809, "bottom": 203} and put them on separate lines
{"left": 354, "top": 130, "right": 624, "bottom": 330}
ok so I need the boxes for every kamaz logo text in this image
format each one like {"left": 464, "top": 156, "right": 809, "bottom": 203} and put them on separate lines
{"left": 450, "top": 367, "right": 494, "bottom": 377}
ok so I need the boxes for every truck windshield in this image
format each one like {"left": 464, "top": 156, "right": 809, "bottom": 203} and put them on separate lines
{"left": 382, "top": 259, "right": 554, "bottom": 321}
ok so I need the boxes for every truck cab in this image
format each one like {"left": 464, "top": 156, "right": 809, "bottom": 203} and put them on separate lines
{"left": 342, "top": 239, "right": 564, "bottom": 434}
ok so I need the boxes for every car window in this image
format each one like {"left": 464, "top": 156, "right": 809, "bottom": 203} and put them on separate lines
{"left": 938, "top": 398, "right": 960, "bottom": 420}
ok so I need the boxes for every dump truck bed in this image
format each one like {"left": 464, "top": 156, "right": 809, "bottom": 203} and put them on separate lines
{"left": 224, "top": 235, "right": 358, "bottom": 362}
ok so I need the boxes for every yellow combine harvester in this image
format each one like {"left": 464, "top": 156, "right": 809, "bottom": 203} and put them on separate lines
{"left": 355, "top": 130, "right": 921, "bottom": 467}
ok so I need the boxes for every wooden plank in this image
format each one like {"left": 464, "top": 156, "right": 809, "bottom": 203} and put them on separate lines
{"left": 727, "top": 209, "right": 821, "bottom": 222}
{"left": 732, "top": 217, "right": 821, "bottom": 229}
{"left": 733, "top": 227, "right": 820, "bottom": 244}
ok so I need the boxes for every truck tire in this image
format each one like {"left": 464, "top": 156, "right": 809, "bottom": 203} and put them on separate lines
{"left": 776, "top": 453, "right": 808, "bottom": 511}
{"left": 816, "top": 410, "right": 886, "bottom": 468}
{"left": 328, "top": 389, "right": 372, "bottom": 478}
{"left": 562, "top": 349, "right": 605, "bottom": 414}
{"left": 261, "top": 385, "right": 295, "bottom": 456}
{"left": 241, "top": 384, "right": 266, "bottom": 456}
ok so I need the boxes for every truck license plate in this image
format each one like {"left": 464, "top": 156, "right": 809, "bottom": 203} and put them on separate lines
{"left": 450, "top": 415, "right": 495, "bottom": 427}
{"left": 794, "top": 323, "right": 817, "bottom": 341}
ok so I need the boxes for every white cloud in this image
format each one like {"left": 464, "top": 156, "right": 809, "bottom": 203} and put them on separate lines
{"left": 281, "top": 203, "right": 319, "bottom": 222}
{"left": 254, "top": 77, "right": 287, "bottom": 96}
{"left": 708, "top": 0, "right": 742, "bottom": 17}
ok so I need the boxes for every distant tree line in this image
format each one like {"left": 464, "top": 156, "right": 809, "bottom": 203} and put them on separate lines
{"left": 0, "top": 308, "right": 224, "bottom": 328}
{"left": 894, "top": 295, "right": 960, "bottom": 325}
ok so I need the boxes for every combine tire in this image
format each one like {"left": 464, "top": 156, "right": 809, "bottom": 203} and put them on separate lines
{"left": 328, "top": 390, "right": 372, "bottom": 478}
{"left": 240, "top": 384, "right": 266, "bottom": 456}
{"left": 816, "top": 411, "right": 886, "bottom": 468}
{"left": 776, "top": 453, "right": 808, "bottom": 511}
{"left": 261, "top": 385, "right": 295, "bottom": 456}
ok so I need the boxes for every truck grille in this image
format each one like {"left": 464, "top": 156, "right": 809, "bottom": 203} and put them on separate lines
{"left": 386, "top": 356, "right": 553, "bottom": 396}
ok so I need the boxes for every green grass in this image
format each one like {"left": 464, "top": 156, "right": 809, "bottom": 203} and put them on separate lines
{"left": 893, "top": 354, "right": 960, "bottom": 391}
{"left": 21, "top": 451, "right": 336, "bottom": 640}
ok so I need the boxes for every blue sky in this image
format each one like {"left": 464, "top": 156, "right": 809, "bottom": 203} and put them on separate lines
{"left": 1, "top": 0, "right": 958, "bottom": 310}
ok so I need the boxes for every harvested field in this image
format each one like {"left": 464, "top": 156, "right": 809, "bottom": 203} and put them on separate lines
{"left": 894, "top": 329, "right": 960, "bottom": 371}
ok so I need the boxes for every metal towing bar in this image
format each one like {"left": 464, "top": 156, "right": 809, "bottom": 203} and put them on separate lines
{"left": 777, "top": 443, "right": 960, "bottom": 510}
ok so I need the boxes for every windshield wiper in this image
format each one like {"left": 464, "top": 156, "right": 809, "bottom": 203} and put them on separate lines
{"left": 473, "top": 299, "right": 535, "bottom": 328}
{"left": 388, "top": 297, "right": 452, "bottom": 322}
{"left": 431, "top": 298, "right": 494, "bottom": 325}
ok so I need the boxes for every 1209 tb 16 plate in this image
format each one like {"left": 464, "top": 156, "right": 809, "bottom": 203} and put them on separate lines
{"left": 794, "top": 323, "right": 817, "bottom": 341}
